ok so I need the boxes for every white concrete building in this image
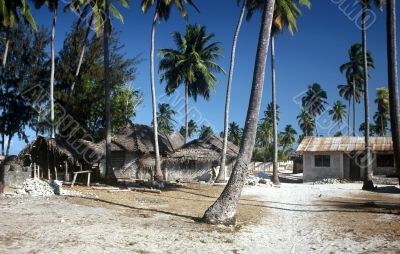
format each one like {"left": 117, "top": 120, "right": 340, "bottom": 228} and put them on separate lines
{"left": 297, "top": 137, "right": 396, "bottom": 182}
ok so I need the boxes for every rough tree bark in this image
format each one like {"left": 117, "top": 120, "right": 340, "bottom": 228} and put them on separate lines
{"left": 203, "top": 0, "right": 276, "bottom": 225}
{"left": 50, "top": 5, "right": 57, "bottom": 139}
{"left": 386, "top": 0, "right": 400, "bottom": 183}
{"left": 271, "top": 35, "right": 280, "bottom": 185}
{"left": 217, "top": 0, "right": 247, "bottom": 183}
{"left": 150, "top": 10, "right": 163, "bottom": 182}
{"left": 361, "top": 5, "right": 374, "bottom": 190}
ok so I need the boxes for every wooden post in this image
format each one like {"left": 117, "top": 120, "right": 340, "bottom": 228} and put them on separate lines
{"left": 54, "top": 167, "right": 58, "bottom": 180}
{"left": 71, "top": 173, "right": 77, "bottom": 187}
{"left": 64, "top": 161, "right": 69, "bottom": 182}
{"left": 79, "top": 163, "right": 83, "bottom": 172}
{"left": 87, "top": 172, "right": 91, "bottom": 187}
{"left": 48, "top": 168, "right": 51, "bottom": 180}
{"left": 33, "top": 163, "right": 36, "bottom": 178}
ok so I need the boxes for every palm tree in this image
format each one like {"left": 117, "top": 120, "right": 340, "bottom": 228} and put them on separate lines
{"left": 33, "top": 0, "right": 60, "bottom": 139}
{"left": 297, "top": 108, "right": 315, "bottom": 136}
{"left": 338, "top": 80, "right": 362, "bottom": 135}
{"left": 159, "top": 24, "right": 224, "bottom": 144}
{"left": 156, "top": 103, "right": 176, "bottom": 135}
{"left": 339, "top": 43, "right": 373, "bottom": 136}
{"left": 0, "top": 0, "right": 37, "bottom": 69}
{"left": 227, "top": 121, "right": 242, "bottom": 146}
{"left": 386, "top": 0, "right": 400, "bottom": 182}
{"left": 179, "top": 119, "right": 198, "bottom": 138}
{"left": 359, "top": 0, "right": 384, "bottom": 190}
{"left": 301, "top": 83, "right": 328, "bottom": 135}
{"left": 199, "top": 125, "right": 214, "bottom": 140}
{"left": 246, "top": 0, "right": 311, "bottom": 185}
{"left": 374, "top": 88, "right": 390, "bottom": 136}
{"left": 280, "top": 124, "right": 297, "bottom": 151}
{"left": 218, "top": 0, "right": 247, "bottom": 183}
{"left": 141, "top": 0, "right": 198, "bottom": 182}
{"left": 329, "top": 100, "right": 347, "bottom": 131}
{"left": 203, "top": 0, "right": 276, "bottom": 225}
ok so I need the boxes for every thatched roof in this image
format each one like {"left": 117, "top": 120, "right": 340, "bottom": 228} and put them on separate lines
{"left": 17, "top": 136, "right": 103, "bottom": 166}
{"left": 165, "top": 135, "right": 239, "bottom": 164}
{"left": 297, "top": 136, "right": 394, "bottom": 153}
{"left": 103, "top": 124, "right": 183, "bottom": 155}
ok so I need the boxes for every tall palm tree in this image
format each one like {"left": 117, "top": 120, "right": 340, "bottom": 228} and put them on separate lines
{"left": 301, "top": 83, "right": 328, "bottom": 135}
{"left": 199, "top": 125, "right": 214, "bottom": 140}
{"left": 218, "top": 0, "right": 247, "bottom": 183}
{"left": 359, "top": 0, "right": 384, "bottom": 190}
{"left": 141, "top": 0, "right": 198, "bottom": 182}
{"left": 159, "top": 24, "right": 224, "bottom": 143}
{"left": 33, "top": 0, "right": 60, "bottom": 139}
{"left": 227, "top": 121, "right": 243, "bottom": 146}
{"left": 179, "top": 119, "right": 198, "bottom": 138}
{"left": 374, "top": 88, "right": 390, "bottom": 136}
{"left": 0, "top": 0, "right": 37, "bottom": 69}
{"left": 246, "top": 0, "right": 310, "bottom": 185}
{"left": 338, "top": 80, "right": 362, "bottom": 135}
{"left": 280, "top": 124, "right": 297, "bottom": 151}
{"left": 340, "top": 43, "right": 374, "bottom": 136}
{"left": 156, "top": 103, "right": 176, "bottom": 135}
{"left": 203, "top": 0, "right": 276, "bottom": 225}
{"left": 297, "top": 107, "right": 315, "bottom": 136}
{"left": 386, "top": 0, "right": 400, "bottom": 182}
{"left": 329, "top": 100, "right": 347, "bottom": 131}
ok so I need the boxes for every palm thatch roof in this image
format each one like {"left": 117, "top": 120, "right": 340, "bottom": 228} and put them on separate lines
{"left": 102, "top": 124, "right": 184, "bottom": 156}
{"left": 165, "top": 135, "right": 239, "bottom": 164}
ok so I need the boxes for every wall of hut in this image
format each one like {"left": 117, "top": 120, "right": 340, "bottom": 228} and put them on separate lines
{"left": 164, "top": 160, "right": 215, "bottom": 182}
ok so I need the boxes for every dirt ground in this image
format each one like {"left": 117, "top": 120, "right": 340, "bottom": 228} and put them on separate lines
{"left": 1, "top": 182, "right": 400, "bottom": 253}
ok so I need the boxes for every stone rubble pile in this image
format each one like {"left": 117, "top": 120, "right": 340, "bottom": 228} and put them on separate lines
{"left": 313, "top": 178, "right": 350, "bottom": 185}
{"left": 245, "top": 176, "right": 273, "bottom": 187}
{"left": 14, "top": 178, "right": 84, "bottom": 197}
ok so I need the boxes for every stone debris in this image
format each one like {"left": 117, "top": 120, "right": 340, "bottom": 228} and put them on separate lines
{"left": 245, "top": 176, "right": 273, "bottom": 187}
{"left": 313, "top": 178, "right": 351, "bottom": 185}
{"left": 14, "top": 178, "right": 84, "bottom": 197}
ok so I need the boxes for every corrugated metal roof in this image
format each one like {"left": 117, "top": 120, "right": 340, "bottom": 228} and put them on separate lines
{"left": 296, "top": 136, "right": 394, "bottom": 153}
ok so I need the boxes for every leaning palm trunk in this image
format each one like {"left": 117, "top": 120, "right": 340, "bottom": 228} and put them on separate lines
{"left": 5, "top": 134, "right": 13, "bottom": 157}
{"left": 2, "top": 35, "right": 9, "bottom": 69}
{"left": 104, "top": 0, "right": 116, "bottom": 181}
{"left": 150, "top": 11, "right": 163, "bottom": 181}
{"left": 203, "top": 0, "right": 275, "bottom": 225}
{"left": 361, "top": 5, "right": 374, "bottom": 190}
{"left": 50, "top": 6, "right": 57, "bottom": 139}
{"left": 386, "top": 0, "right": 400, "bottom": 182}
{"left": 352, "top": 78, "right": 356, "bottom": 136}
{"left": 216, "top": 0, "right": 247, "bottom": 183}
{"left": 185, "top": 84, "right": 189, "bottom": 143}
{"left": 271, "top": 35, "right": 280, "bottom": 184}
{"left": 71, "top": 16, "right": 93, "bottom": 93}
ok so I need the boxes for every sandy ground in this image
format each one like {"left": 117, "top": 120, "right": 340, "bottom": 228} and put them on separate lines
{"left": 1, "top": 182, "right": 400, "bottom": 254}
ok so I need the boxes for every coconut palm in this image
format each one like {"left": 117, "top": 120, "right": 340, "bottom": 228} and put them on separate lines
{"left": 329, "top": 101, "right": 347, "bottom": 130}
{"left": 0, "top": 0, "right": 37, "bottom": 69}
{"left": 297, "top": 108, "right": 315, "bottom": 136}
{"left": 141, "top": 0, "right": 198, "bottom": 182}
{"left": 156, "top": 103, "right": 176, "bottom": 135}
{"left": 338, "top": 80, "right": 362, "bottom": 136}
{"left": 203, "top": 0, "right": 275, "bottom": 225}
{"left": 159, "top": 24, "right": 224, "bottom": 143}
{"left": 374, "top": 88, "right": 390, "bottom": 136}
{"left": 280, "top": 124, "right": 297, "bottom": 151}
{"left": 227, "top": 121, "right": 242, "bottom": 146}
{"left": 386, "top": 0, "right": 400, "bottom": 182}
{"left": 359, "top": 0, "right": 384, "bottom": 190}
{"left": 199, "top": 125, "right": 214, "bottom": 140}
{"left": 301, "top": 83, "right": 328, "bottom": 135}
{"left": 218, "top": 0, "right": 247, "bottom": 183}
{"left": 339, "top": 43, "right": 373, "bottom": 136}
{"left": 246, "top": 0, "right": 310, "bottom": 185}
{"left": 179, "top": 119, "right": 198, "bottom": 138}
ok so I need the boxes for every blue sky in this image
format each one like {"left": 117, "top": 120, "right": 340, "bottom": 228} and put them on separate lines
{"left": 8, "top": 0, "right": 399, "bottom": 155}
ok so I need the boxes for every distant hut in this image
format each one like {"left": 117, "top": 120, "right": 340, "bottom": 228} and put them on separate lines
{"left": 164, "top": 135, "right": 239, "bottom": 182}
{"left": 101, "top": 124, "right": 184, "bottom": 180}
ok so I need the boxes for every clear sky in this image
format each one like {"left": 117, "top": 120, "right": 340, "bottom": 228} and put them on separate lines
{"left": 8, "top": 0, "right": 400, "bottom": 155}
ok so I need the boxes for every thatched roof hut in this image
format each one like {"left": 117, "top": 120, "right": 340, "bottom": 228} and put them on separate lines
{"left": 165, "top": 135, "right": 239, "bottom": 165}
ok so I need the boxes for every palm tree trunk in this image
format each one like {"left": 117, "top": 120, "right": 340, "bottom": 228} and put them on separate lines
{"left": 1, "top": 133, "right": 4, "bottom": 156}
{"left": 386, "top": 0, "right": 400, "bottom": 183}
{"left": 352, "top": 77, "right": 356, "bottom": 136}
{"left": 71, "top": 16, "right": 93, "bottom": 93}
{"left": 2, "top": 32, "right": 9, "bottom": 69}
{"left": 271, "top": 35, "right": 280, "bottom": 185}
{"left": 347, "top": 99, "right": 351, "bottom": 135}
{"left": 150, "top": 10, "right": 163, "bottom": 182}
{"left": 185, "top": 83, "right": 189, "bottom": 143}
{"left": 217, "top": 0, "right": 247, "bottom": 183}
{"left": 5, "top": 134, "right": 13, "bottom": 157}
{"left": 361, "top": 5, "right": 374, "bottom": 190}
{"left": 104, "top": 0, "right": 116, "bottom": 182}
{"left": 50, "top": 6, "right": 57, "bottom": 139}
{"left": 203, "top": 0, "right": 276, "bottom": 225}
